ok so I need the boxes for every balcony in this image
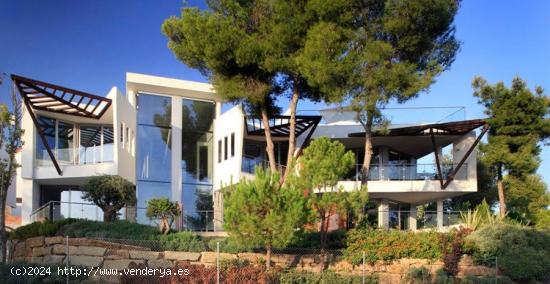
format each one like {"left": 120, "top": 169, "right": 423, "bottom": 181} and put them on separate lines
{"left": 343, "top": 163, "right": 467, "bottom": 181}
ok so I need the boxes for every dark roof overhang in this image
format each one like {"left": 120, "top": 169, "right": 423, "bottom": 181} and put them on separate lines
{"left": 245, "top": 115, "right": 322, "bottom": 138}
{"left": 348, "top": 119, "right": 487, "bottom": 137}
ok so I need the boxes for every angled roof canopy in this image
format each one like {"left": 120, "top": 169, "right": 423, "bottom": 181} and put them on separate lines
{"left": 245, "top": 115, "right": 322, "bottom": 137}
{"left": 348, "top": 119, "right": 487, "bottom": 137}
{"left": 12, "top": 74, "right": 113, "bottom": 176}
{"left": 11, "top": 74, "right": 111, "bottom": 119}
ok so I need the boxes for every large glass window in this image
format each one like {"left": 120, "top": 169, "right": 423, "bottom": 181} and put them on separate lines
{"left": 36, "top": 116, "right": 56, "bottom": 165}
{"left": 136, "top": 94, "right": 173, "bottom": 224}
{"left": 79, "top": 125, "right": 101, "bottom": 164}
{"left": 181, "top": 99, "right": 215, "bottom": 230}
{"left": 57, "top": 121, "right": 74, "bottom": 163}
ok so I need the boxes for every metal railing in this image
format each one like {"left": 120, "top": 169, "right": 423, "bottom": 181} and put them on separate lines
{"left": 342, "top": 163, "right": 468, "bottom": 181}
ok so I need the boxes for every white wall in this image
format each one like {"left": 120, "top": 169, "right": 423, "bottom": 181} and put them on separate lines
{"left": 112, "top": 87, "right": 136, "bottom": 184}
{"left": 213, "top": 105, "right": 244, "bottom": 191}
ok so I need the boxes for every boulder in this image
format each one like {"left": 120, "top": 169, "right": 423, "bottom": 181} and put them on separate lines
{"left": 103, "top": 259, "right": 145, "bottom": 270}
{"left": 32, "top": 246, "right": 51, "bottom": 257}
{"left": 45, "top": 236, "right": 65, "bottom": 245}
{"left": 129, "top": 250, "right": 160, "bottom": 260}
{"left": 43, "top": 255, "right": 65, "bottom": 265}
{"left": 200, "top": 252, "right": 236, "bottom": 263}
{"left": 147, "top": 259, "right": 173, "bottom": 268}
{"left": 26, "top": 236, "right": 45, "bottom": 248}
{"left": 105, "top": 249, "right": 130, "bottom": 260}
{"left": 68, "top": 255, "right": 103, "bottom": 267}
{"left": 163, "top": 251, "right": 201, "bottom": 261}
{"left": 70, "top": 246, "right": 106, "bottom": 256}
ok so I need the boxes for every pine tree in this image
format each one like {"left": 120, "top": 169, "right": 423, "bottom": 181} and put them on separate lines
{"left": 223, "top": 168, "right": 308, "bottom": 270}
{"left": 473, "top": 76, "right": 550, "bottom": 218}
{"left": 297, "top": 0, "right": 461, "bottom": 183}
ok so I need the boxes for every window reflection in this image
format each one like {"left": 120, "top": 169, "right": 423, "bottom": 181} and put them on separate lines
{"left": 79, "top": 126, "right": 101, "bottom": 164}
{"left": 36, "top": 116, "right": 56, "bottom": 165}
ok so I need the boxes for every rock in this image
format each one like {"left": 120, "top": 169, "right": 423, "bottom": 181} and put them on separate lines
{"left": 26, "top": 236, "right": 45, "bottom": 248}
{"left": 457, "top": 265, "right": 496, "bottom": 277}
{"left": 459, "top": 255, "right": 474, "bottom": 266}
{"left": 105, "top": 249, "right": 130, "bottom": 260}
{"left": 30, "top": 256, "right": 44, "bottom": 264}
{"left": 103, "top": 259, "right": 145, "bottom": 270}
{"left": 271, "top": 254, "right": 297, "bottom": 265}
{"left": 32, "top": 246, "right": 51, "bottom": 257}
{"left": 52, "top": 244, "right": 76, "bottom": 255}
{"left": 14, "top": 242, "right": 26, "bottom": 257}
{"left": 45, "top": 236, "right": 65, "bottom": 245}
{"left": 129, "top": 250, "right": 160, "bottom": 260}
{"left": 43, "top": 255, "right": 65, "bottom": 265}
{"left": 163, "top": 251, "right": 201, "bottom": 261}
{"left": 70, "top": 246, "right": 106, "bottom": 256}
{"left": 68, "top": 255, "right": 103, "bottom": 267}
{"left": 237, "top": 253, "right": 265, "bottom": 263}
{"left": 147, "top": 259, "right": 173, "bottom": 268}
{"left": 200, "top": 252, "right": 236, "bottom": 263}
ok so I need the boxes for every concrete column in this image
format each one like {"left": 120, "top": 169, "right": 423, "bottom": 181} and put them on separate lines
{"left": 21, "top": 180, "right": 39, "bottom": 225}
{"left": 171, "top": 97, "right": 183, "bottom": 204}
{"left": 452, "top": 131, "right": 476, "bottom": 181}
{"left": 213, "top": 190, "right": 224, "bottom": 231}
{"left": 408, "top": 204, "right": 417, "bottom": 231}
{"left": 437, "top": 199, "right": 444, "bottom": 230}
{"left": 378, "top": 199, "right": 389, "bottom": 229}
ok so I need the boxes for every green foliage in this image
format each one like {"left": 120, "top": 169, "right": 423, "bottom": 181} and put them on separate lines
{"left": 473, "top": 76, "right": 550, "bottom": 217}
{"left": 345, "top": 228, "right": 444, "bottom": 265}
{"left": 81, "top": 175, "right": 136, "bottom": 222}
{"left": 459, "top": 275, "right": 513, "bottom": 284}
{"left": 207, "top": 237, "right": 253, "bottom": 253}
{"left": 404, "top": 266, "right": 431, "bottom": 284}
{"left": 433, "top": 269, "right": 453, "bottom": 284}
{"left": 223, "top": 167, "right": 309, "bottom": 267}
{"left": 58, "top": 220, "right": 159, "bottom": 240}
{"left": 10, "top": 219, "right": 78, "bottom": 240}
{"left": 295, "top": 137, "right": 366, "bottom": 251}
{"left": 505, "top": 174, "right": 550, "bottom": 226}
{"left": 278, "top": 270, "right": 377, "bottom": 284}
{"left": 158, "top": 231, "right": 205, "bottom": 252}
{"left": 290, "top": 230, "right": 347, "bottom": 250}
{"left": 0, "top": 262, "right": 88, "bottom": 283}
{"left": 465, "top": 223, "right": 550, "bottom": 281}
{"left": 146, "top": 198, "right": 181, "bottom": 234}
{"left": 459, "top": 199, "right": 502, "bottom": 230}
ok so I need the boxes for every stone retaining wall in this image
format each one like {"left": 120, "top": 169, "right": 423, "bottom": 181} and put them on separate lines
{"left": 12, "top": 236, "right": 496, "bottom": 283}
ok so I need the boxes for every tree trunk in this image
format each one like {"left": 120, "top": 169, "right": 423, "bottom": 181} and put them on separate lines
{"left": 266, "top": 244, "right": 272, "bottom": 271}
{"left": 283, "top": 83, "right": 300, "bottom": 183}
{"left": 103, "top": 206, "right": 117, "bottom": 222}
{"left": 497, "top": 166, "right": 506, "bottom": 218}
{"left": 361, "top": 111, "right": 374, "bottom": 184}
{"left": 0, "top": 183, "right": 6, "bottom": 263}
{"left": 260, "top": 105, "right": 278, "bottom": 173}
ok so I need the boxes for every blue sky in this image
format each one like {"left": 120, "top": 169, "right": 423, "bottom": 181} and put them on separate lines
{"left": 0, "top": 0, "right": 548, "bottom": 183}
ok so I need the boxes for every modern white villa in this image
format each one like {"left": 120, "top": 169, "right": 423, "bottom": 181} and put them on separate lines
{"left": 9, "top": 73, "right": 487, "bottom": 232}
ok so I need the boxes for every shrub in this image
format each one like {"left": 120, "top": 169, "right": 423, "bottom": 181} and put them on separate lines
{"left": 440, "top": 228, "right": 472, "bottom": 276}
{"left": 278, "top": 270, "right": 377, "bottom": 284}
{"left": 345, "top": 228, "right": 443, "bottom": 264}
{"left": 9, "top": 218, "right": 78, "bottom": 240}
{"left": 59, "top": 220, "right": 160, "bottom": 240}
{"left": 466, "top": 223, "right": 550, "bottom": 282}
{"left": 459, "top": 275, "right": 513, "bottom": 284}
{"left": 404, "top": 266, "right": 431, "bottom": 284}
{"left": 433, "top": 269, "right": 453, "bottom": 284}
{"left": 290, "top": 230, "right": 347, "bottom": 249}
{"left": 146, "top": 198, "right": 180, "bottom": 234}
{"left": 207, "top": 237, "right": 254, "bottom": 253}
{"left": 158, "top": 231, "right": 205, "bottom": 252}
{"left": 81, "top": 175, "right": 136, "bottom": 222}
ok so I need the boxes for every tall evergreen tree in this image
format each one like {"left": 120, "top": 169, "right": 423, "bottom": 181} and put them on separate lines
{"left": 473, "top": 76, "right": 550, "bottom": 217}
{"left": 162, "top": 1, "right": 281, "bottom": 172}
{"left": 297, "top": 0, "right": 461, "bottom": 182}
{"left": 223, "top": 168, "right": 308, "bottom": 269}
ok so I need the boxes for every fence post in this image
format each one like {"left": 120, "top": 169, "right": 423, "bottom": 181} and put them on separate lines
{"left": 362, "top": 251, "right": 365, "bottom": 284}
{"left": 495, "top": 256, "right": 498, "bottom": 284}
{"left": 65, "top": 235, "right": 69, "bottom": 284}
{"left": 216, "top": 241, "right": 220, "bottom": 284}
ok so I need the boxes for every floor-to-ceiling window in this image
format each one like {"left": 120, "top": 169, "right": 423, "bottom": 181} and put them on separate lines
{"left": 136, "top": 94, "right": 172, "bottom": 224}
{"left": 181, "top": 98, "right": 215, "bottom": 231}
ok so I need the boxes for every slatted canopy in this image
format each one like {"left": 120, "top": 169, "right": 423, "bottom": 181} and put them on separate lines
{"left": 246, "top": 115, "right": 322, "bottom": 137}
{"left": 348, "top": 119, "right": 487, "bottom": 137}
{"left": 11, "top": 74, "right": 111, "bottom": 119}
{"left": 12, "top": 74, "right": 113, "bottom": 176}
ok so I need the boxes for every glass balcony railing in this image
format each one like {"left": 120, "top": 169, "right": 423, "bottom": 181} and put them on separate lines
{"left": 241, "top": 155, "right": 286, "bottom": 174}
{"left": 342, "top": 163, "right": 468, "bottom": 181}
